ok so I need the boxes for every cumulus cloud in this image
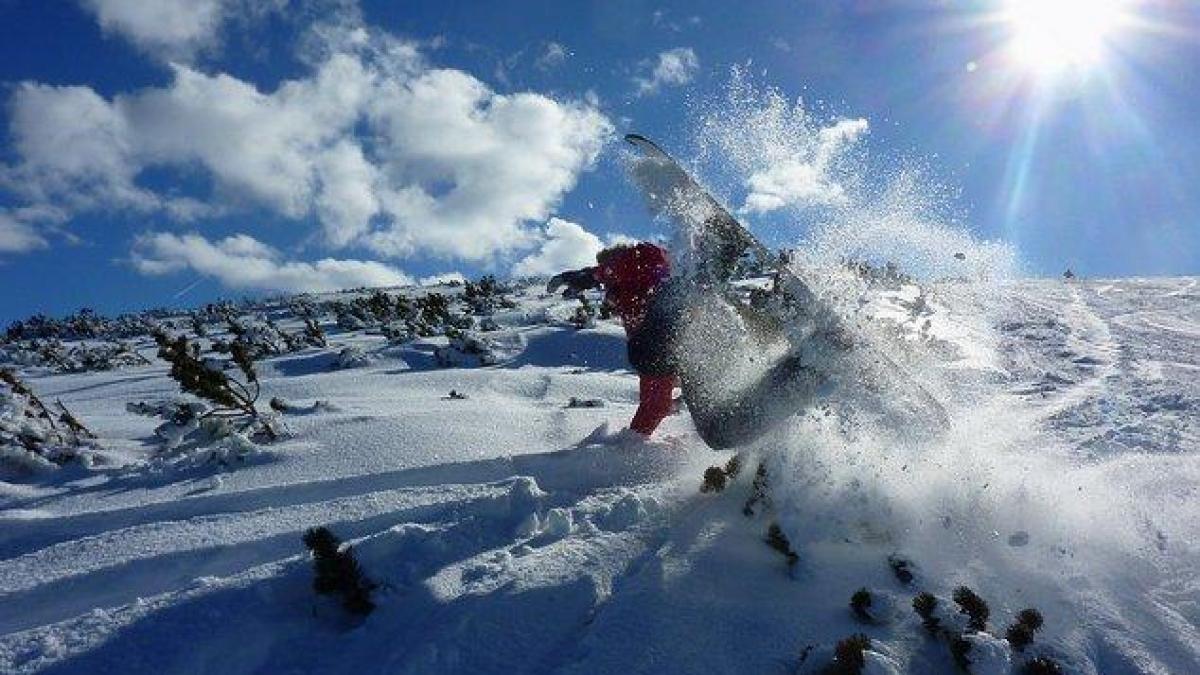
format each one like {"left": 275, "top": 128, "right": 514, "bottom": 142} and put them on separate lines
{"left": 79, "top": 0, "right": 292, "bottom": 61}
{"left": 1, "top": 24, "right": 612, "bottom": 265}
{"left": 742, "top": 118, "right": 869, "bottom": 214}
{"left": 511, "top": 217, "right": 604, "bottom": 277}
{"left": 130, "top": 232, "right": 412, "bottom": 292}
{"left": 633, "top": 47, "right": 699, "bottom": 96}
{"left": 2, "top": 83, "right": 154, "bottom": 212}
{"left": 363, "top": 66, "right": 612, "bottom": 260}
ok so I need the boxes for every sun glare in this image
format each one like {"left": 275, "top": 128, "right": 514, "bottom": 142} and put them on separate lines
{"left": 1003, "top": 0, "right": 1128, "bottom": 75}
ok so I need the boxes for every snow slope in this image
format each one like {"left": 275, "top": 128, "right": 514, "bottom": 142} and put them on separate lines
{"left": 1, "top": 277, "right": 1198, "bottom": 674}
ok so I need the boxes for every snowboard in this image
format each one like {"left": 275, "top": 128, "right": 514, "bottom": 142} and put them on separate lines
{"left": 622, "top": 133, "right": 948, "bottom": 448}
{"left": 624, "top": 133, "right": 841, "bottom": 337}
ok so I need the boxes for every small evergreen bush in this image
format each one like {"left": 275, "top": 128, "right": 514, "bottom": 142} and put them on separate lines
{"left": 153, "top": 332, "right": 277, "bottom": 441}
{"left": 952, "top": 586, "right": 990, "bottom": 632}
{"left": 302, "top": 527, "right": 376, "bottom": 616}
{"left": 765, "top": 523, "right": 799, "bottom": 566}
{"left": 850, "top": 588, "right": 873, "bottom": 623}
{"left": 700, "top": 466, "right": 727, "bottom": 493}
{"left": 826, "top": 634, "right": 870, "bottom": 675}
{"left": 912, "top": 592, "right": 941, "bottom": 634}
{"left": 1, "top": 369, "right": 96, "bottom": 469}
{"left": 742, "top": 462, "right": 771, "bottom": 516}
{"left": 1005, "top": 608, "right": 1044, "bottom": 652}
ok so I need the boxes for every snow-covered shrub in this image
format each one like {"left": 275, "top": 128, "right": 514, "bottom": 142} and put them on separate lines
{"left": 849, "top": 588, "right": 898, "bottom": 626}
{"left": 797, "top": 634, "right": 901, "bottom": 675}
{"left": 1005, "top": 608, "right": 1044, "bottom": 652}
{"left": 222, "top": 316, "right": 306, "bottom": 359}
{"left": 334, "top": 346, "right": 372, "bottom": 369}
{"left": 462, "top": 275, "right": 516, "bottom": 315}
{"left": 700, "top": 466, "right": 727, "bottom": 493}
{"left": 128, "top": 398, "right": 263, "bottom": 465}
{"left": 764, "top": 522, "right": 799, "bottom": 567}
{"left": 0, "top": 340, "right": 149, "bottom": 373}
{"left": 565, "top": 397, "right": 604, "bottom": 409}
{"left": 302, "top": 527, "right": 376, "bottom": 616}
{"left": 850, "top": 588, "right": 873, "bottom": 623}
{"left": 953, "top": 586, "right": 990, "bottom": 632}
{"left": 3, "top": 307, "right": 157, "bottom": 342}
{"left": 911, "top": 586, "right": 1060, "bottom": 675}
{"left": 435, "top": 331, "right": 499, "bottom": 368}
{"left": 154, "top": 332, "right": 278, "bottom": 441}
{"left": 364, "top": 290, "right": 397, "bottom": 323}
{"left": 743, "top": 462, "right": 771, "bottom": 516}
{"left": 335, "top": 303, "right": 367, "bottom": 331}
{"left": 302, "top": 318, "right": 327, "bottom": 348}
{"left": 416, "top": 293, "right": 452, "bottom": 327}
{"left": 1, "top": 369, "right": 97, "bottom": 472}
{"left": 381, "top": 322, "right": 415, "bottom": 344}
{"left": 570, "top": 297, "right": 597, "bottom": 329}
{"left": 700, "top": 454, "right": 744, "bottom": 493}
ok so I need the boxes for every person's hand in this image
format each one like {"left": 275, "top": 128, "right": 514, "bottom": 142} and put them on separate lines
{"left": 546, "top": 272, "right": 569, "bottom": 295}
{"left": 546, "top": 268, "right": 597, "bottom": 298}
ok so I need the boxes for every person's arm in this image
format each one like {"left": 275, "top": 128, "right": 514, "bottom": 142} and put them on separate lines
{"left": 546, "top": 267, "right": 599, "bottom": 298}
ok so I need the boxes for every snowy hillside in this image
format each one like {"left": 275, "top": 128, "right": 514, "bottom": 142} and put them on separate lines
{"left": 1, "top": 276, "right": 1198, "bottom": 674}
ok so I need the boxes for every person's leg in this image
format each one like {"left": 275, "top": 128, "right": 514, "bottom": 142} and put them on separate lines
{"left": 630, "top": 374, "right": 677, "bottom": 436}
{"left": 683, "top": 356, "right": 823, "bottom": 449}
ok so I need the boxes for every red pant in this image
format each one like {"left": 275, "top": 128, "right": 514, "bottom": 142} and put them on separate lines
{"left": 630, "top": 374, "right": 677, "bottom": 436}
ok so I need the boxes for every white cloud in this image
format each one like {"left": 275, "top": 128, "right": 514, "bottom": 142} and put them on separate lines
{"left": 79, "top": 0, "right": 288, "bottom": 61}
{"left": 650, "top": 10, "right": 701, "bottom": 33}
{"left": 633, "top": 47, "right": 699, "bottom": 97}
{"left": 535, "top": 42, "right": 569, "bottom": 70}
{"left": 0, "top": 211, "right": 48, "bottom": 253}
{"left": 1, "top": 25, "right": 612, "bottom": 264}
{"left": 511, "top": 217, "right": 604, "bottom": 277}
{"left": 1, "top": 83, "right": 154, "bottom": 212}
{"left": 130, "top": 232, "right": 412, "bottom": 292}
{"left": 742, "top": 118, "right": 869, "bottom": 214}
{"left": 364, "top": 67, "right": 612, "bottom": 260}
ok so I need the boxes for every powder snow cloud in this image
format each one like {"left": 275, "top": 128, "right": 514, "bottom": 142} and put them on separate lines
{"left": 130, "top": 232, "right": 413, "bottom": 292}
{"left": 0, "top": 15, "right": 612, "bottom": 291}
{"left": 741, "top": 118, "right": 869, "bottom": 214}
{"left": 633, "top": 47, "right": 699, "bottom": 97}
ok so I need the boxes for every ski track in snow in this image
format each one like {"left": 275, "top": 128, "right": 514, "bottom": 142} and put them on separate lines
{"left": 1, "top": 278, "right": 1199, "bottom": 674}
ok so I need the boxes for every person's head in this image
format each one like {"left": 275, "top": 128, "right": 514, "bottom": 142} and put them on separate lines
{"left": 596, "top": 244, "right": 635, "bottom": 267}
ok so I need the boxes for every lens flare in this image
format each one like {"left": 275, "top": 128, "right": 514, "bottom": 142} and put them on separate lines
{"left": 1002, "top": 0, "right": 1129, "bottom": 75}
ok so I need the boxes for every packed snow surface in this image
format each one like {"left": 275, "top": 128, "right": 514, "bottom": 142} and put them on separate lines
{"left": 0, "top": 275, "right": 1198, "bottom": 674}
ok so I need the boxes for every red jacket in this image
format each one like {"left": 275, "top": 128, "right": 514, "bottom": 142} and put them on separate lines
{"left": 593, "top": 243, "right": 671, "bottom": 332}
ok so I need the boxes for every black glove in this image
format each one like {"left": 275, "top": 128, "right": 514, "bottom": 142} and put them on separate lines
{"left": 546, "top": 267, "right": 598, "bottom": 298}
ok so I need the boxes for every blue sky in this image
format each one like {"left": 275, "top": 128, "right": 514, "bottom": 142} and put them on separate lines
{"left": 1, "top": 0, "right": 1197, "bottom": 323}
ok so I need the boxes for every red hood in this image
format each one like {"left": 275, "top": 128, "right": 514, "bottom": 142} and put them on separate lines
{"left": 594, "top": 243, "right": 671, "bottom": 330}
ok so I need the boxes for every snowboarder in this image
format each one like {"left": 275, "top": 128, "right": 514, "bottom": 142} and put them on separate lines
{"left": 547, "top": 242, "right": 679, "bottom": 438}
{"left": 549, "top": 238, "right": 832, "bottom": 449}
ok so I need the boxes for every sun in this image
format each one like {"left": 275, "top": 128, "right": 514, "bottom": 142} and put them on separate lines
{"left": 1002, "top": 0, "right": 1130, "bottom": 76}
